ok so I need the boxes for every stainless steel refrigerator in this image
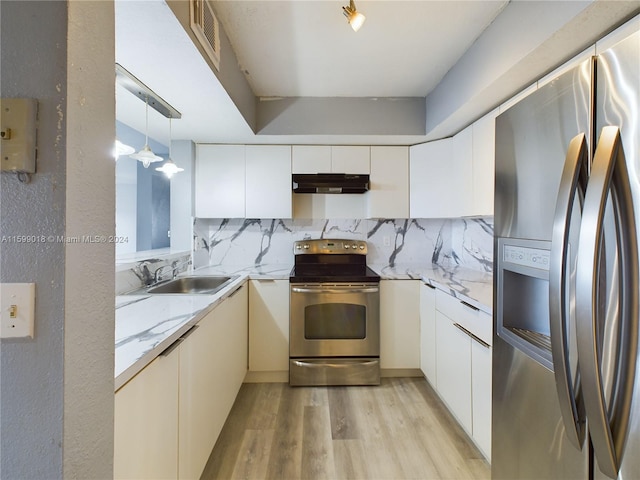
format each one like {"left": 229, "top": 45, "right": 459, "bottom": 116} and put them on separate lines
{"left": 493, "top": 20, "right": 640, "bottom": 480}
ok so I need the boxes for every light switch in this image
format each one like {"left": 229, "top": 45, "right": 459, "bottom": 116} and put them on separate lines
{"left": 1, "top": 98, "right": 38, "bottom": 173}
{"left": 1, "top": 283, "right": 35, "bottom": 338}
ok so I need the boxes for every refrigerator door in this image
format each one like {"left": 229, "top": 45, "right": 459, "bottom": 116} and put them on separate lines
{"left": 493, "top": 60, "right": 591, "bottom": 479}
{"left": 587, "top": 29, "right": 640, "bottom": 480}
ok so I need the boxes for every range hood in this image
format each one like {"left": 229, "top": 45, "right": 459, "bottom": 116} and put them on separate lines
{"left": 292, "top": 173, "right": 370, "bottom": 194}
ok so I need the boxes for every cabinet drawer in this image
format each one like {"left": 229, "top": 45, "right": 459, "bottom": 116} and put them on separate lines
{"left": 435, "top": 290, "right": 492, "bottom": 346}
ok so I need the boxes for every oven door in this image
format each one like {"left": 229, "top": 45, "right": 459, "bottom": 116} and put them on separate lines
{"left": 289, "top": 283, "right": 380, "bottom": 358}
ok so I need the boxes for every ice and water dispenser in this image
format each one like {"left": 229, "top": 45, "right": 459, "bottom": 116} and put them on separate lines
{"left": 497, "top": 237, "right": 554, "bottom": 370}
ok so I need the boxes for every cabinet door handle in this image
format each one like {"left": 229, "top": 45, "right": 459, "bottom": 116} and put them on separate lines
{"left": 460, "top": 300, "right": 479, "bottom": 312}
{"left": 159, "top": 337, "right": 185, "bottom": 357}
{"left": 159, "top": 325, "right": 199, "bottom": 357}
{"left": 453, "top": 323, "right": 490, "bottom": 349}
{"left": 228, "top": 285, "right": 243, "bottom": 298}
{"left": 424, "top": 283, "right": 436, "bottom": 290}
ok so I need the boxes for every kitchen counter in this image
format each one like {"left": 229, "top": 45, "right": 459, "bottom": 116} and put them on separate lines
{"left": 371, "top": 263, "right": 493, "bottom": 314}
{"left": 115, "top": 265, "right": 291, "bottom": 391}
{"left": 115, "top": 262, "right": 492, "bottom": 390}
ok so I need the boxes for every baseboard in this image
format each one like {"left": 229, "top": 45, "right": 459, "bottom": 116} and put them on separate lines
{"left": 381, "top": 368, "right": 423, "bottom": 378}
{"left": 244, "top": 370, "right": 288, "bottom": 383}
{"left": 244, "top": 368, "right": 423, "bottom": 383}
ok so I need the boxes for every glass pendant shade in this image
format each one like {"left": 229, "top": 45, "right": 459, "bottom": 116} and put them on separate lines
{"left": 156, "top": 158, "right": 184, "bottom": 178}
{"left": 155, "top": 117, "right": 183, "bottom": 178}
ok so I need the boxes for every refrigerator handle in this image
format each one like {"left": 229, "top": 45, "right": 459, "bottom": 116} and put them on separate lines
{"left": 550, "top": 133, "right": 588, "bottom": 450}
{"left": 576, "top": 126, "right": 639, "bottom": 479}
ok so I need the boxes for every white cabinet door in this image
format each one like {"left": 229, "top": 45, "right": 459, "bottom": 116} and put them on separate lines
{"left": 367, "top": 146, "right": 409, "bottom": 218}
{"left": 331, "top": 146, "right": 370, "bottom": 173}
{"left": 472, "top": 340, "right": 492, "bottom": 461}
{"left": 380, "top": 280, "right": 420, "bottom": 369}
{"left": 195, "top": 145, "right": 245, "bottom": 218}
{"left": 292, "top": 145, "right": 331, "bottom": 173}
{"left": 451, "top": 124, "right": 473, "bottom": 216}
{"left": 245, "top": 145, "right": 292, "bottom": 219}
{"left": 419, "top": 283, "right": 437, "bottom": 386}
{"left": 471, "top": 109, "right": 498, "bottom": 216}
{"left": 435, "top": 311, "right": 472, "bottom": 433}
{"left": 114, "top": 353, "right": 179, "bottom": 480}
{"left": 409, "top": 138, "right": 454, "bottom": 218}
{"left": 249, "top": 279, "right": 290, "bottom": 372}
{"left": 179, "top": 285, "right": 248, "bottom": 480}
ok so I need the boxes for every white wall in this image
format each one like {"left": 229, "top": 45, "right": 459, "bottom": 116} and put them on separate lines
{"left": 0, "top": 1, "right": 115, "bottom": 478}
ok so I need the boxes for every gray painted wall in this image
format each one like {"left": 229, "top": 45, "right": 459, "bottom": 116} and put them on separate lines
{"left": 257, "top": 97, "right": 426, "bottom": 136}
{"left": 423, "top": 0, "right": 640, "bottom": 140}
{"left": 1, "top": 1, "right": 115, "bottom": 478}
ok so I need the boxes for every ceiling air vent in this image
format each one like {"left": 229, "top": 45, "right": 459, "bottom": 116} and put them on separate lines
{"left": 190, "top": 0, "right": 221, "bottom": 71}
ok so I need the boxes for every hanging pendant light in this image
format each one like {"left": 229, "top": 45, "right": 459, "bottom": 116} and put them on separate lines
{"left": 129, "top": 96, "right": 163, "bottom": 168}
{"left": 156, "top": 117, "right": 184, "bottom": 178}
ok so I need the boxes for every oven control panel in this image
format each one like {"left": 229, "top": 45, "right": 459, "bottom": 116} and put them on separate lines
{"left": 294, "top": 239, "right": 367, "bottom": 255}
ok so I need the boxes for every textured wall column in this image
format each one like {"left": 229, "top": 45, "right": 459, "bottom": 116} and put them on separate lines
{"left": 0, "top": 1, "right": 115, "bottom": 478}
{"left": 64, "top": 1, "right": 115, "bottom": 478}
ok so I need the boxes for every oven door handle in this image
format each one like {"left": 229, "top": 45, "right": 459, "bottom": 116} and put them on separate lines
{"left": 291, "top": 286, "right": 379, "bottom": 294}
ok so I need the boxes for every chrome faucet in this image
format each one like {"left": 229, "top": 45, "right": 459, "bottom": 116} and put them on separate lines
{"left": 152, "top": 259, "right": 192, "bottom": 285}
{"left": 153, "top": 265, "right": 174, "bottom": 285}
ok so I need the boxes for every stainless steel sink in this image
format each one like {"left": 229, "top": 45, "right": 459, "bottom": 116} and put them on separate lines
{"left": 127, "top": 276, "right": 234, "bottom": 295}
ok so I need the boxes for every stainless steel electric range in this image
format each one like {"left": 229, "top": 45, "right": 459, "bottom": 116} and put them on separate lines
{"left": 289, "top": 239, "right": 381, "bottom": 386}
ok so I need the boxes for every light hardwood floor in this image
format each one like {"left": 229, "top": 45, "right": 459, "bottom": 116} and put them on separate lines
{"left": 201, "top": 377, "right": 490, "bottom": 480}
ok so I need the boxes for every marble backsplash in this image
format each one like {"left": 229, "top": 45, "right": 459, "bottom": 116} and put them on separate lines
{"left": 192, "top": 217, "right": 494, "bottom": 273}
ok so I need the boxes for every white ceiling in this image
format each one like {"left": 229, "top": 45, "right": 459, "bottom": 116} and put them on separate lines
{"left": 213, "top": 0, "right": 508, "bottom": 98}
{"left": 115, "top": 0, "right": 507, "bottom": 146}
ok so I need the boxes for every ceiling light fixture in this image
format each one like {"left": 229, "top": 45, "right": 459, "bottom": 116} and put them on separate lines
{"left": 129, "top": 96, "right": 163, "bottom": 168}
{"left": 155, "top": 117, "right": 184, "bottom": 178}
{"left": 342, "top": 0, "right": 365, "bottom": 32}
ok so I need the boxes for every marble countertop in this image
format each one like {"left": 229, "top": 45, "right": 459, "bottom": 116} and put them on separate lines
{"left": 114, "top": 265, "right": 290, "bottom": 391}
{"left": 115, "top": 262, "right": 492, "bottom": 390}
{"left": 370, "top": 263, "right": 493, "bottom": 315}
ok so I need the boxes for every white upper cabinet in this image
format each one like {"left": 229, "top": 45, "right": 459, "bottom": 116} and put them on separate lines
{"left": 292, "top": 145, "right": 370, "bottom": 174}
{"left": 245, "top": 145, "right": 292, "bottom": 219}
{"left": 195, "top": 145, "right": 245, "bottom": 218}
{"left": 451, "top": 125, "right": 474, "bottom": 216}
{"left": 471, "top": 109, "right": 498, "bottom": 216}
{"left": 196, "top": 145, "right": 292, "bottom": 219}
{"left": 410, "top": 137, "right": 465, "bottom": 218}
{"left": 367, "top": 146, "right": 409, "bottom": 219}
{"left": 291, "top": 145, "right": 331, "bottom": 173}
{"left": 331, "top": 146, "right": 370, "bottom": 173}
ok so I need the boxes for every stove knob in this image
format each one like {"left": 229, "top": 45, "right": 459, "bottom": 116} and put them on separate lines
{"left": 296, "top": 245, "right": 302, "bottom": 249}
{"left": 359, "top": 245, "right": 365, "bottom": 250}
{"left": 352, "top": 244, "right": 358, "bottom": 249}
{"left": 303, "top": 244, "right": 310, "bottom": 250}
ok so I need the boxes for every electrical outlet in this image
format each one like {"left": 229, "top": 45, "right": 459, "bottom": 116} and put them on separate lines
{"left": 1, "top": 283, "right": 35, "bottom": 338}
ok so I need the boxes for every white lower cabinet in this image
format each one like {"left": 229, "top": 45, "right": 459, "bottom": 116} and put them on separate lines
{"left": 114, "top": 284, "right": 248, "bottom": 480}
{"left": 114, "top": 353, "right": 179, "bottom": 480}
{"left": 179, "top": 284, "right": 248, "bottom": 479}
{"left": 380, "top": 280, "right": 420, "bottom": 369}
{"left": 419, "top": 283, "right": 437, "bottom": 386}
{"left": 249, "top": 279, "right": 290, "bottom": 372}
{"left": 472, "top": 339, "right": 492, "bottom": 461}
{"left": 436, "top": 311, "right": 473, "bottom": 432}
{"left": 425, "top": 288, "right": 492, "bottom": 462}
